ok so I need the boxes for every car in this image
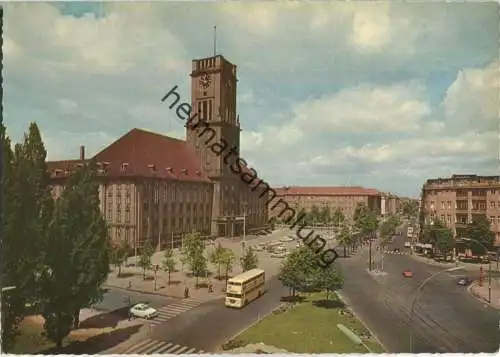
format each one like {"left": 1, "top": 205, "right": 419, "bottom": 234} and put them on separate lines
{"left": 271, "top": 252, "right": 289, "bottom": 258}
{"left": 402, "top": 270, "right": 413, "bottom": 278}
{"left": 457, "top": 277, "right": 470, "bottom": 286}
{"left": 280, "top": 237, "right": 294, "bottom": 242}
{"left": 129, "top": 303, "right": 158, "bottom": 319}
{"left": 404, "top": 242, "right": 411, "bottom": 248}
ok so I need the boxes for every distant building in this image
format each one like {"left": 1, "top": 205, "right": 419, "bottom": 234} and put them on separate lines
{"left": 47, "top": 55, "right": 269, "bottom": 252}
{"left": 269, "top": 186, "right": 382, "bottom": 223}
{"left": 380, "top": 192, "right": 402, "bottom": 217}
{"left": 420, "top": 174, "right": 500, "bottom": 246}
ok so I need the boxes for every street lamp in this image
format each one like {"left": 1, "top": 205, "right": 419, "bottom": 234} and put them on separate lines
{"left": 459, "top": 237, "right": 492, "bottom": 304}
{"left": 409, "top": 265, "right": 465, "bottom": 352}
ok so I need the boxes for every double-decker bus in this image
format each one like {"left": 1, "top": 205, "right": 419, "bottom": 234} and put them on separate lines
{"left": 225, "top": 268, "right": 266, "bottom": 308}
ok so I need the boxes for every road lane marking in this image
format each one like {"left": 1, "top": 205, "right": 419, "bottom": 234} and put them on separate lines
{"left": 142, "top": 341, "right": 169, "bottom": 354}
{"left": 127, "top": 339, "right": 157, "bottom": 353}
{"left": 121, "top": 339, "right": 206, "bottom": 354}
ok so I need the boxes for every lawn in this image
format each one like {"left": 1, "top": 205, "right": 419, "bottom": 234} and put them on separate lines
{"left": 234, "top": 292, "right": 386, "bottom": 354}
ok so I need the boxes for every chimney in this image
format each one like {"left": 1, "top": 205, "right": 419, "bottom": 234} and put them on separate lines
{"left": 79, "top": 145, "right": 85, "bottom": 160}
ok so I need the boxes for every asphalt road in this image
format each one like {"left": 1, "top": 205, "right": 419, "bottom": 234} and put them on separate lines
{"left": 337, "top": 228, "right": 499, "bottom": 353}
{"left": 95, "top": 287, "right": 173, "bottom": 312}
{"left": 149, "top": 276, "right": 288, "bottom": 351}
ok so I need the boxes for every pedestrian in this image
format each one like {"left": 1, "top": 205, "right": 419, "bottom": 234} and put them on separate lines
{"left": 128, "top": 280, "right": 132, "bottom": 289}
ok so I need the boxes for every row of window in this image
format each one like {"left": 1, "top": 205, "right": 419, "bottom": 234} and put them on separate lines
{"left": 143, "top": 216, "right": 211, "bottom": 232}
{"left": 429, "top": 200, "right": 500, "bottom": 210}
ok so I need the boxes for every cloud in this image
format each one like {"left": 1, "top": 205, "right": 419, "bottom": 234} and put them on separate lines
{"left": 3, "top": 1, "right": 499, "bottom": 197}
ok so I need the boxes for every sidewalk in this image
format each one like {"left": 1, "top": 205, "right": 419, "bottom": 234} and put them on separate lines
{"left": 105, "top": 230, "right": 293, "bottom": 299}
{"left": 468, "top": 279, "right": 500, "bottom": 309}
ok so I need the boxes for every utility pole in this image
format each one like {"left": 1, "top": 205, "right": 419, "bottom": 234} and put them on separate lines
{"left": 242, "top": 202, "right": 247, "bottom": 255}
{"left": 488, "top": 258, "right": 492, "bottom": 303}
{"left": 368, "top": 236, "right": 373, "bottom": 271}
{"left": 171, "top": 232, "right": 174, "bottom": 250}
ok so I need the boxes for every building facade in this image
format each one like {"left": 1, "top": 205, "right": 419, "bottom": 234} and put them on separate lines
{"left": 47, "top": 55, "right": 268, "bottom": 251}
{"left": 380, "top": 192, "right": 402, "bottom": 217}
{"left": 420, "top": 174, "right": 500, "bottom": 246}
{"left": 269, "top": 186, "right": 382, "bottom": 223}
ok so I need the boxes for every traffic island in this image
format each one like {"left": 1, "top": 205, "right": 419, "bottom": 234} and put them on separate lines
{"left": 224, "top": 292, "right": 385, "bottom": 353}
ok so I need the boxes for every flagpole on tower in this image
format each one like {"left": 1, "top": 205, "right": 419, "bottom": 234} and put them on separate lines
{"left": 213, "top": 26, "right": 217, "bottom": 56}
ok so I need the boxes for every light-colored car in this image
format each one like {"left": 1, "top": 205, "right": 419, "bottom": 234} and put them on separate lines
{"left": 404, "top": 242, "right": 411, "bottom": 248}
{"left": 280, "top": 237, "right": 294, "bottom": 242}
{"left": 129, "top": 303, "right": 158, "bottom": 319}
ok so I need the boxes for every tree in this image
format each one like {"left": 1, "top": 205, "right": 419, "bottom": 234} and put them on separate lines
{"left": 221, "top": 249, "right": 235, "bottom": 283}
{"left": 138, "top": 240, "right": 154, "bottom": 280}
{"left": 278, "top": 247, "right": 322, "bottom": 296}
{"left": 435, "top": 228, "right": 454, "bottom": 259}
{"left": 110, "top": 243, "right": 132, "bottom": 277}
{"left": 402, "top": 200, "right": 419, "bottom": 219}
{"left": 332, "top": 208, "right": 345, "bottom": 228}
{"left": 319, "top": 206, "right": 331, "bottom": 224}
{"left": 310, "top": 205, "right": 321, "bottom": 224}
{"left": 162, "top": 249, "right": 176, "bottom": 284}
{"left": 209, "top": 243, "right": 226, "bottom": 279}
{"left": 181, "top": 232, "right": 205, "bottom": 266}
{"left": 1, "top": 123, "right": 54, "bottom": 351}
{"left": 314, "top": 266, "right": 344, "bottom": 300}
{"left": 40, "top": 161, "right": 110, "bottom": 348}
{"left": 190, "top": 249, "right": 208, "bottom": 287}
{"left": 336, "top": 224, "right": 352, "bottom": 258}
{"left": 240, "top": 247, "right": 258, "bottom": 272}
{"left": 465, "top": 214, "right": 495, "bottom": 252}
{"left": 354, "top": 203, "right": 379, "bottom": 238}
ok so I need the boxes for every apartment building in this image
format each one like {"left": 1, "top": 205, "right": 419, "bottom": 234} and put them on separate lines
{"left": 420, "top": 174, "right": 500, "bottom": 246}
{"left": 270, "top": 186, "right": 381, "bottom": 222}
{"left": 380, "top": 192, "right": 402, "bottom": 216}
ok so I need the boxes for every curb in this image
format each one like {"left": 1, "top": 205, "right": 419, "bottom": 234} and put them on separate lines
{"left": 218, "top": 300, "right": 285, "bottom": 352}
{"left": 335, "top": 290, "right": 388, "bottom": 352}
{"left": 467, "top": 281, "right": 498, "bottom": 310}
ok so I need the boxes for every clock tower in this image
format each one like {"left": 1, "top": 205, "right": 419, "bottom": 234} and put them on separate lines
{"left": 187, "top": 55, "right": 242, "bottom": 236}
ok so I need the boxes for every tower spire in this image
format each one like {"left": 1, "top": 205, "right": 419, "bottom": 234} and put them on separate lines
{"left": 213, "top": 26, "right": 217, "bottom": 57}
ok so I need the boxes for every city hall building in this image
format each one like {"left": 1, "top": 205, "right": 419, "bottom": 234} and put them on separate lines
{"left": 47, "top": 55, "right": 269, "bottom": 251}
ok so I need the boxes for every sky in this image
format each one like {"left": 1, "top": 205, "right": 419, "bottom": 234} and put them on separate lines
{"left": 3, "top": 1, "right": 499, "bottom": 198}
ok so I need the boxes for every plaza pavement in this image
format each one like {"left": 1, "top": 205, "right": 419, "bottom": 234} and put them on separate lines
{"left": 104, "top": 229, "right": 311, "bottom": 299}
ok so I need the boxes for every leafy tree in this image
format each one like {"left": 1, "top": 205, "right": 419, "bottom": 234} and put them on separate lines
{"left": 138, "top": 240, "right": 154, "bottom": 280}
{"left": 268, "top": 216, "right": 277, "bottom": 229}
{"left": 336, "top": 224, "right": 353, "bottom": 257}
{"left": 465, "top": 214, "right": 495, "bottom": 252}
{"left": 310, "top": 205, "right": 321, "bottom": 224}
{"left": 181, "top": 232, "right": 205, "bottom": 266}
{"left": 162, "top": 248, "right": 176, "bottom": 284}
{"left": 111, "top": 243, "right": 132, "bottom": 277}
{"left": 278, "top": 247, "right": 321, "bottom": 296}
{"left": 379, "top": 215, "right": 400, "bottom": 247}
{"left": 319, "top": 206, "right": 331, "bottom": 224}
{"left": 240, "top": 247, "right": 259, "bottom": 272}
{"left": 354, "top": 202, "right": 379, "bottom": 238}
{"left": 402, "top": 200, "right": 419, "bottom": 219}
{"left": 221, "top": 249, "right": 235, "bottom": 283}
{"left": 421, "top": 219, "right": 447, "bottom": 245}
{"left": 314, "top": 266, "right": 344, "bottom": 300}
{"left": 435, "top": 228, "right": 454, "bottom": 259}
{"left": 332, "top": 208, "right": 345, "bottom": 227}
{"left": 190, "top": 248, "right": 208, "bottom": 286}
{"left": 1, "top": 123, "right": 54, "bottom": 351}
{"left": 40, "top": 161, "right": 110, "bottom": 348}
{"left": 209, "top": 243, "right": 226, "bottom": 279}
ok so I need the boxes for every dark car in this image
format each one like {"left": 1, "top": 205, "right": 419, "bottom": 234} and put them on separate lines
{"left": 457, "top": 277, "right": 470, "bottom": 286}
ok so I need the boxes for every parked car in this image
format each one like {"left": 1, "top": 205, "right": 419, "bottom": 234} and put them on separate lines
{"left": 457, "top": 277, "right": 470, "bottom": 286}
{"left": 280, "top": 237, "right": 294, "bottom": 242}
{"left": 404, "top": 242, "right": 411, "bottom": 248}
{"left": 402, "top": 270, "right": 413, "bottom": 278}
{"left": 129, "top": 303, "right": 158, "bottom": 319}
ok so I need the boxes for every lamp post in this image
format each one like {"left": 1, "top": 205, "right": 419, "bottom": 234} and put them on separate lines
{"left": 459, "top": 237, "right": 492, "bottom": 304}
{"left": 409, "top": 266, "right": 465, "bottom": 352}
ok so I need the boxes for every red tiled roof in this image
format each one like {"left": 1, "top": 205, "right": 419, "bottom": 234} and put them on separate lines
{"left": 48, "top": 128, "right": 211, "bottom": 183}
{"left": 273, "top": 186, "right": 380, "bottom": 197}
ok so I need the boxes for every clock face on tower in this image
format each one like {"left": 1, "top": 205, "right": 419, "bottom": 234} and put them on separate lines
{"left": 199, "top": 73, "right": 212, "bottom": 89}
